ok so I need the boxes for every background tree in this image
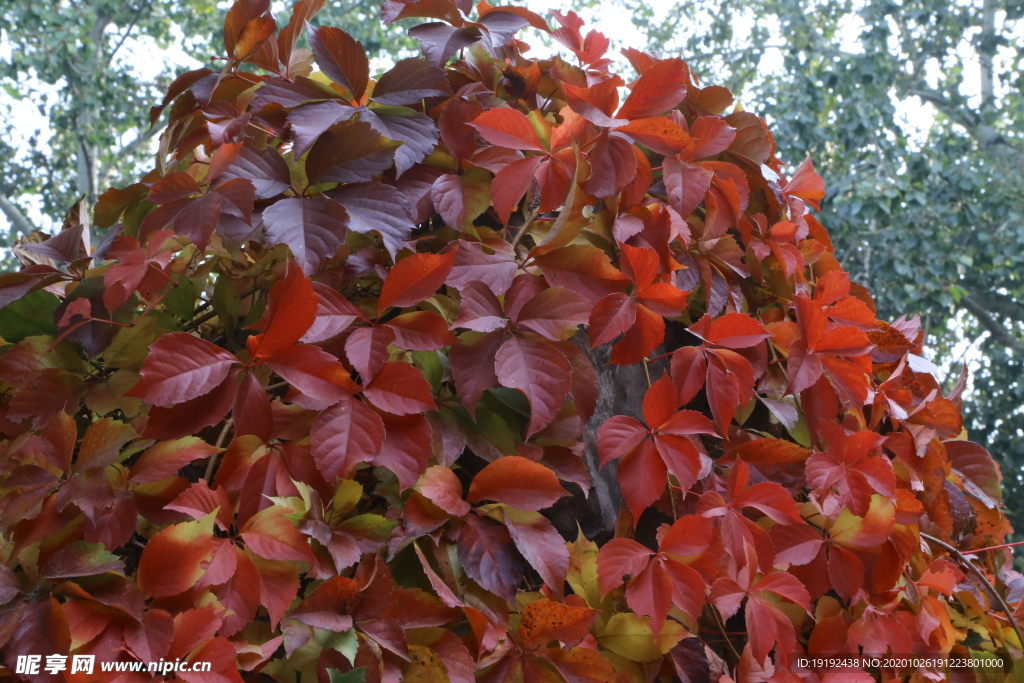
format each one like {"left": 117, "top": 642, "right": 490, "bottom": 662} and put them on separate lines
{"left": 595, "top": 0, "right": 1024, "bottom": 531}
{"left": 0, "top": 0, "right": 414, "bottom": 252}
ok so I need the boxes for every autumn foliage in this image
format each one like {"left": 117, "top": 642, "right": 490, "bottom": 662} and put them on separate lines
{"left": 0, "top": 0, "right": 1020, "bottom": 680}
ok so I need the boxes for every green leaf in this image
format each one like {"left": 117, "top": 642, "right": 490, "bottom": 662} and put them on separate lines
{"left": 314, "top": 628, "right": 359, "bottom": 665}
{"left": 327, "top": 667, "right": 366, "bottom": 683}
{"left": 161, "top": 276, "right": 196, "bottom": 320}
{"left": 0, "top": 289, "right": 59, "bottom": 342}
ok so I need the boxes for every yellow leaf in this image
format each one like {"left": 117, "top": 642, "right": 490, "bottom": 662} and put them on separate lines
{"left": 596, "top": 612, "right": 685, "bottom": 662}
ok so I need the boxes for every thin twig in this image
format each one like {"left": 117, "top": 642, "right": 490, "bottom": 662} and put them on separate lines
{"left": 971, "top": 539, "right": 1024, "bottom": 554}
{"left": 710, "top": 604, "right": 741, "bottom": 666}
{"left": 509, "top": 206, "right": 540, "bottom": 251}
{"left": 183, "top": 287, "right": 256, "bottom": 332}
{"left": 922, "top": 533, "right": 1024, "bottom": 651}
{"left": 204, "top": 419, "right": 233, "bottom": 481}
{"left": 641, "top": 358, "right": 652, "bottom": 387}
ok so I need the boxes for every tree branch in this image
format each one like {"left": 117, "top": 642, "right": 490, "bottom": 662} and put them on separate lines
{"left": 106, "top": 1, "right": 151, "bottom": 67}
{"left": 922, "top": 533, "right": 1024, "bottom": 653}
{"left": 99, "top": 123, "right": 162, "bottom": 188}
{"left": 0, "top": 194, "right": 35, "bottom": 236}
{"left": 960, "top": 294, "right": 1024, "bottom": 354}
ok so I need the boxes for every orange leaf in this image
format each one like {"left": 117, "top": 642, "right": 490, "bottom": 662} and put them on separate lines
{"left": 378, "top": 249, "right": 458, "bottom": 312}
{"left": 467, "top": 456, "right": 569, "bottom": 511}
{"left": 731, "top": 437, "right": 810, "bottom": 465}
{"left": 137, "top": 514, "right": 215, "bottom": 598}
{"left": 518, "top": 598, "right": 599, "bottom": 648}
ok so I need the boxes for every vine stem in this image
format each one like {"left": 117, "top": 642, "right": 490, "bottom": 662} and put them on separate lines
{"left": 970, "top": 539, "right": 1024, "bottom": 554}
{"left": 509, "top": 206, "right": 540, "bottom": 252}
{"left": 641, "top": 358, "right": 652, "bottom": 387}
{"left": 710, "top": 604, "right": 741, "bottom": 667}
{"left": 921, "top": 532, "right": 1024, "bottom": 651}
{"left": 204, "top": 419, "right": 233, "bottom": 482}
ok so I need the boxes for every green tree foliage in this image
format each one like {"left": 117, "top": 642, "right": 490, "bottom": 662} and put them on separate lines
{"left": 0, "top": 0, "right": 413, "bottom": 247}
{"left": 609, "top": 0, "right": 1024, "bottom": 531}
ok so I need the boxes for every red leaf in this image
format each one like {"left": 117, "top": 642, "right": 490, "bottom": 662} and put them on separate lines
{"left": 263, "top": 344, "right": 361, "bottom": 403}
{"left": 663, "top": 157, "right": 713, "bottom": 218}
{"left": 232, "top": 370, "right": 272, "bottom": 442}
{"left": 449, "top": 330, "right": 503, "bottom": 415}
{"left": 618, "top": 439, "right": 667, "bottom": 519}
{"left": 308, "top": 25, "right": 369, "bottom": 99}
{"left": 251, "top": 553, "right": 300, "bottom": 628}
{"left": 609, "top": 303, "right": 664, "bottom": 365}
{"left": 493, "top": 156, "right": 542, "bottom": 224}
{"left": 165, "top": 480, "right": 233, "bottom": 532}
{"left": 287, "top": 575, "right": 357, "bottom": 631}
{"left": 137, "top": 515, "right": 215, "bottom": 597}
{"left": 641, "top": 373, "right": 678, "bottom": 429}
{"left": 618, "top": 242, "right": 659, "bottom": 290}
{"left": 753, "top": 571, "right": 812, "bottom": 612}
{"left": 247, "top": 263, "right": 318, "bottom": 359}
{"left": 514, "top": 287, "right": 590, "bottom": 341}
{"left": 805, "top": 422, "right": 893, "bottom": 517}
{"left": 501, "top": 507, "right": 570, "bottom": 598}
{"left": 142, "top": 373, "right": 238, "bottom": 440}
{"left": 387, "top": 311, "right": 458, "bottom": 350}
{"left": 581, "top": 130, "right": 637, "bottom": 197}
{"left": 345, "top": 326, "right": 396, "bottom": 381}
{"left": 687, "top": 117, "right": 736, "bottom": 159}
{"left": 617, "top": 58, "right": 689, "bottom": 120}
{"left": 262, "top": 197, "right": 349, "bottom": 275}
{"left": 615, "top": 116, "right": 692, "bottom": 155}
{"left": 363, "top": 361, "right": 437, "bottom": 414}
{"left": 130, "top": 436, "right": 221, "bottom": 483}
{"left": 782, "top": 156, "right": 826, "bottom": 210}
{"left": 311, "top": 396, "right": 386, "bottom": 481}
{"left": 148, "top": 172, "right": 200, "bottom": 204}
{"left": 596, "top": 538, "right": 652, "bottom": 596}
{"left": 494, "top": 336, "right": 571, "bottom": 437}
{"left": 589, "top": 292, "right": 637, "bottom": 348}
{"left": 457, "top": 514, "right": 524, "bottom": 601}
{"left": 467, "top": 456, "right": 568, "bottom": 510}
{"left": 625, "top": 560, "right": 674, "bottom": 635}
{"left": 693, "top": 312, "right": 771, "bottom": 349}
{"left": 734, "top": 481, "right": 805, "bottom": 525}
{"left": 301, "top": 282, "right": 362, "bottom": 343}
{"left": 469, "top": 108, "right": 545, "bottom": 151}
{"left": 596, "top": 415, "right": 647, "bottom": 468}
{"left": 415, "top": 465, "right": 471, "bottom": 516}
{"left": 561, "top": 77, "right": 624, "bottom": 127}
{"left": 377, "top": 412, "right": 433, "bottom": 489}
{"left": 453, "top": 281, "right": 507, "bottom": 333}
{"left": 378, "top": 249, "right": 458, "bottom": 312}
{"left": 372, "top": 57, "right": 452, "bottom": 105}
{"left": 240, "top": 505, "right": 314, "bottom": 562}
{"left": 128, "top": 333, "right": 237, "bottom": 405}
